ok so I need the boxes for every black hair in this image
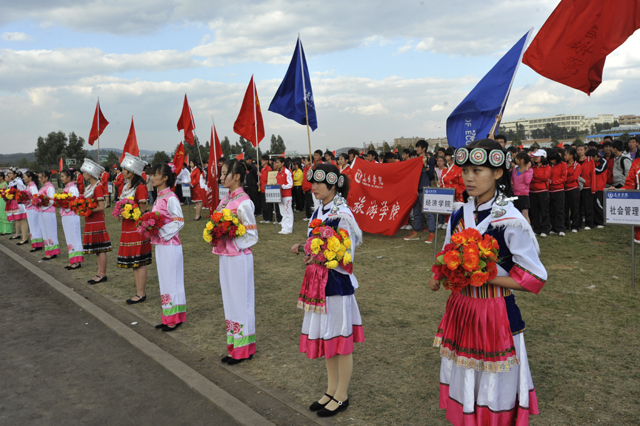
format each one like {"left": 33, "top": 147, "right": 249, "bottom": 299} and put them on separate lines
{"left": 444, "top": 147, "right": 455, "bottom": 157}
{"left": 40, "top": 170, "right": 52, "bottom": 181}
{"left": 128, "top": 173, "right": 144, "bottom": 189}
{"left": 275, "top": 157, "right": 285, "bottom": 164}
{"left": 222, "top": 159, "right": 246, "bottom": 184}
{"left": 507, "top": 146, "right": 519, "bottom": 154}
{"left": 366, "top": 150, "right": 378, "bottom": 161}
{"left": 261, "top": 154, "right": 270, "bottom": 161}
{"left": 548, "top": 151, "right": 562, "bottom": 164}
{"left": 565, "top": 147, "right": 578, "bottom": 162}
{"left": 612, "top": 140, "right": 624, "bottom": 152}
{"left": 585, "top": 148, "right": 598, "bottom": 158}
{"left": 151, "top": 163, "right": 176, "bottom": 188}
{"left": 314, "top": 149, "right": 323, "bottom": 157}
{"left": 515, "top": 151, "right": 531, "bottom": 165}
{"left": 603, "top": 135, "right": 613, "bottom": 141}
{"left": 465, "top": 139, "right": 512, "bottom": 197}
{"left": 348, "top": 149, "right": 359, "bottom": 158}
{"left": 403, "top": 148, "right": 411, "bottom": 155}
{"left": 25, "top": 170, "right": 39, "bottom": 186}
{"left": 410, "top": 150, "right": 417, "bottom": 157}
{"left": 495, "top": 134, "right": 507, "bottom": 143}
{"left": 61, "top": 169, "right": 72, "bottom": 179}
{"left": 629, "top": 136, "right": 638, "bottom": 144}
{"left": 0, "top": 172, "right": 4, "bottom": 179}
{"left": 324, "top": 151, "right": 334, "bottom": 158}
{"left": 339, "top": 153, "right": 349, "bottom": 162}
{"left": 587, "top": 141, "right": 598, "bottom": 148}
{"left": 310, "top": 163, "right": 350, "bottom": 198}
{"left": 415, "top": 139, "right": 429, "bottom": 150}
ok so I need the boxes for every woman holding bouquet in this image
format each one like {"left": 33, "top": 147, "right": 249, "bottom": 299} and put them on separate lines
{"left": 428, "top": 139, "right": 547, "bottom": 426}
{"left": 81, "top": 159, "right": 112, "bottom": 284}
{"left": 59, "top": 169, "right": 84, "bottom": 269}
{"left": 117, "top": 153, "right": 152, "bottom": 304}
{"left": 150, "top": 164, "right": 186, "bottom": 331}
{"left": 7, "top": 168, "right": 29, "bottom": 244}
{"left": 289, "top": 164, "right": 364, "bottom": 418}
{"left": 24, "top": 171, "right": 44, "bottom": 251}
{"left": 37, "top": 171, "right": 61, "bottom": 260}
{"left": 211, "top": 159, "right": 258, "bottom": 365}
{"left": 0, "top": 172, "right": 13, "bottom": 235}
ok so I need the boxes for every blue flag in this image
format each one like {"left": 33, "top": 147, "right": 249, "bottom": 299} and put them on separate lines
{"left": 268, "top": 36, "right": 317, "bottom": 131}
{"left": 446, "top": 29, "right": 531, "bottom": 148}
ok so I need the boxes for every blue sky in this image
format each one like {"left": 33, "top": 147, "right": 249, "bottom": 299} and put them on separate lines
{"left": 1, "top": 0, "right": 639, "bottom": 156}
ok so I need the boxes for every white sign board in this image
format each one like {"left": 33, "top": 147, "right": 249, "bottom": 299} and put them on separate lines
{"left": 108, "top": 182, "right": 114, "bottom": 194}
{"left": 423, "top": 188, "right": 456, "bottom": 214}
{"left": 265, "top": 185, "right": 282, "bottom": 203}
{"left": 181, "top": 184, "right": 191, "bottom": 198}
{"left": 605, "top": 190, "right": 640, "bottom": 226}
{"left": 218, "top": 185, "right": 229, "bottom": 200}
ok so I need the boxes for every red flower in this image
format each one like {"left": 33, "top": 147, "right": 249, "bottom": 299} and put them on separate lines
{"left": 212, "top": 212, "right": 223, "bottom": 223}
{"left": 469, "top": 270, "right": 489, "bottom": 287}
{"left": 486, "top": 261, "right": 498, "bottom": 280}
{"left": 309, "top": 219, "right": 323, "bottom": 228}
{"left": 443, "top": 250, "right": 462, "bottom": 270}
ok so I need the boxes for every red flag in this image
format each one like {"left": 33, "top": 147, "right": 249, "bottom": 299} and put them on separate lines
{"left": 236, "top": 153, "right": 245, "bottom": 160}
{"left": 332, "top": 150, "right": 336, "bottom": 156}
{"left": 347, "top": 158, "right": 424, "bottom": 236}
{"left": 119, "top": 117, "right": 139, "bottom": 163}
{"left": 173, "top": 142, "right": 185, "bottom": 176}
{"left": 88, "top": 100, "right": 109, "bottom": 146}
{"left": 392, "top": 149, "right": 398, "bottom": 154}
{"left": 206, "top": 125, "right": 223, "bottom": 212}
{"left": 523, "top": 0, "right": 640, "bottom": 95}
{"left": 233, "top": 76, "right": 265, "bottom": 147}
{"left": 361, "top": 149, "right": 365, "bottom": 155}
{"left": 177, "top": 94, "right": 195, "bottom": 145}
{"left": 185, "top": 154, "right": 190, "bottom": 168}
{"left": 279, "top": 152, "right": 286, "bottom": 158}
{"left": 59, "top": 158, "right": 63, "bottom": 171}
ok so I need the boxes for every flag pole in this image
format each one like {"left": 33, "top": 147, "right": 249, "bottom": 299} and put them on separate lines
{"left": 252, "top": 75, "right": 259, "bottom": 160}
{"left": 490, "top": 27, "right": 534, "bottom": 137}
{"left": 97, "top": 98, "right": 101, "bottom": 164}
{"left": 298, "top": 34, "right": 313, "bottom": 162}
{"left": 189, "top": 105, "right": 206, "bottom": 168}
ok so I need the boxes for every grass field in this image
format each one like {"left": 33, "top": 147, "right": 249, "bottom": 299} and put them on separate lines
{"left": 20, "top": 203, "right": 640, "bottom": 425}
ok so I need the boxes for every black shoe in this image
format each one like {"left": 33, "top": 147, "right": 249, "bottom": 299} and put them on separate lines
{"left": 317, "top": 398, "right": 349, "bottom": 417}
{"left": 65, "top": 264, "right": 82, "bottom": 270}
{"left": 30, "top": 247, "right": 42, "bottom": 252}
{"left": 17, "top": 240, "right": 29, "bottom": 245}
{"left": 194, "top": 217, "right": 201, "bottom": 221}
{"left": 88, "top": 275, "right": 108, "bottom": 284}
{"left": 310, "top": 394, "right": 334, "bottom": 411}
{"left": 9, "top": 236, "right": 20, "bottom": 240}
{"left": 226, "top": 355, "right": 253, "bottom": 365}
{"left": 161, "top": 322, "right": 182, "bottom": 332}
{"left": 126, "top": 294, "right": 147, "bottom": 305}
{"left": 155, "top": 323, "right": 168, "bottom": 329}
{"left": 221, "top": 356, "right": 232, "bottom": 363}
{"left": 42, "top": 255, "right": 57, "bottom": 261}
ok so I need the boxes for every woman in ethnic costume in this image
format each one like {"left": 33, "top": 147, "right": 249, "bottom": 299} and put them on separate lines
{"left": 23, "top": 171, "right": 44, "bottom": 251}
{"left": 428, "top": 139, "right": 547, "bottom": 426}
{"left": 60, "top": 169, "right": 84, "bottom": 270}
{"left": 7, "top": 167, "right": 29, "bottom": 244}
{"left": 290, "top": 163, "right": 364, "bottom": 418}
{"left": 81, "top": 159, "right": 112, "bottom": 285}
{"left": 150, "top": 164, "right": 186, "bottom": 331}
{"left": 0, "top": 172, "right": 13, "bottom": 235}
{"left": 37, "top": 171, "right": 62, "bottom": 260}
{"left": 117, "top": 153, "right": 152, "bottom": 304}
{"left": 210, "top": 159, "right": 258, "bottom": 365}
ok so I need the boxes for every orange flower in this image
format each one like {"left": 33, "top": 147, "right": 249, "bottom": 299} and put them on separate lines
{"left": 212, "top": 212, "right": 223, "bottom": 223}
{"left": 486, "top": 262, "right": 498, "bottom": 280}
{"left": 309, "top": 219, "right": 323, "bottom": 228}
{"left": 477, "top": 237, "right": 493, "bottom": 257}
{"left": 469, "top": 270, "right": 489, "bottom": 287}
{"left": 462, "top": 250, "right": 480, "bottom": 272}
{"left": 443, "top": 250, "right": 462, "bottom": 270}
{"left": 312, "top": 228, "right": 321, "bottom": 235}
{"left": 450, "top": 233, "right": 466, "bottom": 245}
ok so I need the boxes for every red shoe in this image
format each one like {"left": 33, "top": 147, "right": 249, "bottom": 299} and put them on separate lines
{"left": 404, "top": 231, "right": 420, "bottom": 241}
{"left": 425, "top": 233, "right": 435, "bottom": 244}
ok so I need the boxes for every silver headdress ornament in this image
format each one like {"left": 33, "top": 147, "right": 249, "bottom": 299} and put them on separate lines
{"left": 330, "top": 194, "right": 348, "bottom": 214}
{"left": 80, "top": 158, "right": 105, "bottom": 180}
{"left": 120, "top": 152, "right": 147, "bottom": 177}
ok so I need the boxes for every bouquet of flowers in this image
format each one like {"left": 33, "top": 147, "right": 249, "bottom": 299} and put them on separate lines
{"left": 135, "top": 212, "right": 167, "bottom": 239}
{"left": 70, "top": 196, "right": 98, "bottom": 217}
{"left": 303, "top": 219, "right": 352, "bottom": 270}
{"left": 1, "top": 188, "right": 30, "bottom": 203}
{"left": 53, "top": 193, "right": 76, "bottom": 209}
{"left": 203, "top": 208, "right": 246, "bottom": 245}
{"left": 112, "top": 196, "right": 141, "bottom": 220}
{"left": 31, "top": 193, "right": 51, "bottom": 208}
{"left": 431, "top": 228, "right": 499, "bottom": 293}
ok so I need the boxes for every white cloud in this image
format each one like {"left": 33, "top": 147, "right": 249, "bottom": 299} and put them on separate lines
{"left": 1, "top": 32, "right": 32, "bottom": 41}
{"left": 431, "top": 104, "right": 445, "bottom": 112}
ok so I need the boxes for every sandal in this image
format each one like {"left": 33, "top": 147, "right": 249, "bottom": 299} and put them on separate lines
{"left": 88, "top": 275, "right": 108, "bottom": 284}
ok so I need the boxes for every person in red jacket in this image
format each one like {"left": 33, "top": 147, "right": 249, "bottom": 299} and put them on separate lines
{"left": 547, "top": 150, "right": 567, "bottom": 236}
{"left": 576, "top": 145, "right": 596, "bottom": 230}
{"left": 440, "top": 148, "right": 465, "bottom": 202}
{"left": 619, "top": 157, "right": 640, "bottom": 242}
{"left": 302, "top": 157, "right": 314, "bottom": 221}
{"left": 564, "top": 148, "right": 582, "bottom": 233}
{"left": 76, "top": 171, "right": 85, "bottom": 194}
{"left": 590, "top": 148, "right": 608, "bottom": 228}
{"left": 114, "top": 166, "right": 124, "bottom": 200}
{"left": 100, "top": 171, "right": 111, "bottom": 207}
{"left": 274, "top": 157, "right": 293, "bottom": 234}
{"left": 530, "top": 149, "right": 551, "bottom": 236}
{"left": 602, "top": 141, "right": 615, "bottom": 185}
{"left": 259, "top": 154, "right": 273, "bottom": 223}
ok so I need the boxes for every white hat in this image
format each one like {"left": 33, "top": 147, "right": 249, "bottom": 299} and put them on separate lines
{"left": 80, "top": 158, "right": 105, "bottom": 179}
{"left": 531, "top": 149, "right": 547, "bottom": 158}
{"left": 120, "top": 152, "right": 146, "bottom": 176}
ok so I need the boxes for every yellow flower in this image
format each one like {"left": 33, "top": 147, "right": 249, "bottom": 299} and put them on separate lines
{"left": 343, "top": 237, "right": 351, "bottom": 249}
{"left": 221, "top": 209, "right": 231, "bottom": 216}
{"left": 343, "top": 251, "right": 352, "bottom": 265}
{"left": 326, "top": 236, "right": 341, "bottom": 252}
{"left": 326, "top": 260, "right": 339, "bottom": 269}
{"left": 122, "top": 211, "right": 131, "bottom": 219}
{"left": 336, "top": 249, "right": 346, "bottom": 260}
{"left": 324, "top": 250, "right": 336, "bottom": 261}
{"left": 237, "top": 224, "right": 246, "bottom": 236}
{"left": 124, "top": 204, "right": 132, "bottom": 211}
{"left": 232, "top": 218, "right": 239, "bottom": 225}
{"left": 205, "top": 222, "right": 214, "bottom": 231}
{"left": 203, "top": 233, "right": 213, "bottom": 242}
{"left": 132, "top": 210, "right": 141, "bottom": 220}
{"left": 127, "top": 196, "right": 134, "bottom": 200}
{"left": 310, "top": 238, "right": 324, "bottom": 255}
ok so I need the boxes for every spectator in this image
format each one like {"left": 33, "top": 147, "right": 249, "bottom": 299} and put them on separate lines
{"left": 404, "top": 139, "right": 436, "bottom": 244}
{"left": 244, "top": 156, "right": 261, "bottom": 215}
{"left": 292, "top": 159, "right": 304, "bottom": 212}
{"left": 401, "top": 149, "right": 411, "bottom": 161}
{"left": 366, "top": 150, "right": 378, "bottom": 163}
{"left": 576, "top": 144, "right": 596, "bottom": 230}
{"left": 338, "top": 153, "right": 351, "bottom": 175}
{"left": 511, "top": 151, "right": 533, "bottom": 224}
{"left": 590, "top": 148, "right": 607, "bottom": 229}
{"left": 324, "top": 151, "right": 337, "bottom": 165}
{"left": 628, "top": 136, "right": 638, "bottom": 160}
{"left": 530, "top": 149, "right": 551, "bottom": 237}
{"left": 259, "top": 154, "right": 273, "bottom": 223}
{"left": 301, "top": 157, "right": 314, "bottom": 221}
{"left": 274, "top": 157, "right": 293, "bottom": 234}
{"left": 548, "top": 151, "right": 567, "bottom": 236}
{"left": 564, "top": 147, "right": 582, "bottom": 233}
{"left": 602, "top": 141, "right": 615, "bottom": 185}
{"left": 495, "top": 134, "right": 507, "bottom": 148}
{"left": 440, "top": 148, "right": 464, "bottom": 203}
{"left": 347, "top": 149, "right": 359, "bottom": 165}
{"left": 175, "top": 163, "right": 190, "bottom": 204}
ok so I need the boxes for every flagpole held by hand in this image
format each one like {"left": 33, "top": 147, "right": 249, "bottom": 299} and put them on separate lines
{"left": 299, "top": 35, "right": 313, "bottom": 161}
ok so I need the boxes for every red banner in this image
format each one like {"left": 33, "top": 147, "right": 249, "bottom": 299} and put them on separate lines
{"left": 346, "top": 157, "right": 423, "bottom": 236}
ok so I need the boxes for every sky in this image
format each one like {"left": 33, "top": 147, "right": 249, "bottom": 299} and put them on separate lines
{"left": 1, "top": 0, "right": 640, "bottom": 156}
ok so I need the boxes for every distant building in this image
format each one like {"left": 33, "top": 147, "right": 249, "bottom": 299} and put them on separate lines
{"left": 618, "top": 115, "right": 640, "bottom": 126}
{"left": 502, "top": 114, "right": 616, "bottom": 139}
{"left": 392, "top": 136, "right": 448, "bottom": 149}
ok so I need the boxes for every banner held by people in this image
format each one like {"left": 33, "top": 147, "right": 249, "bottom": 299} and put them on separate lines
{"left": 347, "top": 157, "right": 423, "bottom": 236}
{"left": 446, "top": 29, "right": 532, "bottom": 148}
